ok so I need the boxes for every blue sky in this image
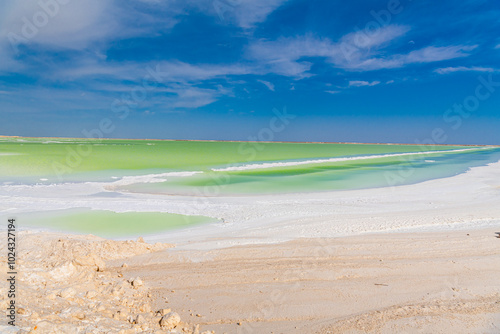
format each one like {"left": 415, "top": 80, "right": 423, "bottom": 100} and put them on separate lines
{"left": 1, "top": 0, "right": 499, "bottom": 144}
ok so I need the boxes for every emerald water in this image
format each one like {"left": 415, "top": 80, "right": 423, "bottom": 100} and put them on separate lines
{"left": 1, "top": 137, "right": 499, "bottom": 237}
{"left": 18, "top": 209, "right": 217, "bottom": 238}
{"left": 122, "top": 146, "right": 500, "bottom": 195}
{"left": 1, "top": 137, "right": 499, "bottom": 193}
{"left": 0, "top": 137, "right": 488, "bottom": 181}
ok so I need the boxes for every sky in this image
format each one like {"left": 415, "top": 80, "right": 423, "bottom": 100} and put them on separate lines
{"left": 0, "top": 0, "right": 499, "bottom": 144}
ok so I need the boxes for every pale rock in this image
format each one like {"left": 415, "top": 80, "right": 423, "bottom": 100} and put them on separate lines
{"left": 111, "top": 285, "right": 124, "bottom": 296}
{"left": 72, "top": 312, "right": 85, "bottom": 320}
{"left": 102, "top": 308, "right": 114, "bottom": 317}
{"left": 139, "top": 303, "right": 151, "bottom": 313}
{"left": 159, "top": 312, "right": 181, "bottom": 329}
{"left": 85, "top": 290, "right": 98, "bottom": 299}
{"left": 131, "top": 277, "right": 143, "bottom": 288}
{"left": 134, "top": 314, "right": 145, "bottom": 324}
{"left": 30, "top": 312, "right": 40, "bottom": 320}
{"left": 73, "top": 253, "right": 106, "bottom": 272}
{"left": 157, "top": 308, "right": 172, "bottom": 316}
{"left": 46, "top": 293, "right": 57, "bottom": 300}
{"left": 115, "top": 308, "right": 129, "bottom": 320}
{"left": 58, "top": 287, "right": 77, "bottom": 299}
{"left": 48, "top": 261, "right": 76, "bottom": 281}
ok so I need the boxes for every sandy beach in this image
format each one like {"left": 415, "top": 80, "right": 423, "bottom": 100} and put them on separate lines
{"left": 1, "top": 160, "right": 500, "bottom": 333}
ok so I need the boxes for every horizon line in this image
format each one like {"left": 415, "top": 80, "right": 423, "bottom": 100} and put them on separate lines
{"left": 0, "top": 135, "right": 498, "bottom": 147}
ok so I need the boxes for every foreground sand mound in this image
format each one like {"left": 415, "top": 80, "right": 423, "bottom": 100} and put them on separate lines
{"left": 0, "top": 231, "right": 214, "bottom": 334}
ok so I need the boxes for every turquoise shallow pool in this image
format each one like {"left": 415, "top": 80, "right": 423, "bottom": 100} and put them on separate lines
{"left": 16, "top": 209, "right": 218, "bottom": 239}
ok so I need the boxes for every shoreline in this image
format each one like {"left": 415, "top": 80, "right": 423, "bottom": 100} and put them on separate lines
{"left": 2, "top": 159, "right": 500, "bottom": 251}
{"left": 127, "top": 159, "right": 500, "bottom": 250}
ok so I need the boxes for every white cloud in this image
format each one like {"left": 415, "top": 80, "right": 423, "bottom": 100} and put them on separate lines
{"left": 162, "top": 85, "right": 226, "bottom": 109}
{"left": 434, "top": 66, "right": 497, "bottom": 74}
{"left": 405, "top": 45, "right": 477, "bottom": 63}
{"left": 246, "top": 25, "right": 477, "bottom": 76}
{"left": 246, "top": 25, "right": 410, "bottom": 76}
{"left": 348, "top": 80, "right": 380, "bottom": 87}
{"left": 0, "top": 0, "right": 185, "bottom": 72}
{"left": 211, "top": 0, "right": 289, "bottom": 28}
{"left": 1, "top": 0, "right": 118, "bottom": 50}
{"left": 339, "top": 25, "right": 410, "bottom": 54}
{"left": 257, "top": 79, "right": 275, "bottom": 91}
{"left": 130, "top": 0, "right": 288, "bottom": 30}
{"left": 325, "top": 90, "right": 340, "bottom": 94}
{"left": 52, "top": 59, "right": 251, "bottom": 82}
{"left": 341, "top": 45, "right": 477, "bottom": 71}
{"left": 0, "top": 81, "right": 229, "bottom": 114}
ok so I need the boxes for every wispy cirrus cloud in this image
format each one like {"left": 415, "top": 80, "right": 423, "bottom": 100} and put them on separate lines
{"left": 257, "top": 79, "right": 275, "bottom": 91}
{"left": 246, "top": 25, "right": 409, "bottom": 71}
{"left": 131, "top": 0, "right": 289, "bottom": 29}
{"left": 348, "top": 80, "right": 380, "bottom": 87}
{"left": 434, "top": 66, "right": 498, "bottom": 74}
{"left": 52, "top": 59, "right": 252, "bottom": 82}
{"left": 212, "top": 0, "right": 290, "bottom": 28}
{"left": 350, "top": 45, "right": 477, "bottom": 71}
{"left": 246, "top": 25, "right": 477, "bottom": 76}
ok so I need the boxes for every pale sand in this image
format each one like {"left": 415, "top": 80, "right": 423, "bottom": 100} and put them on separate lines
{"left": 3, "top": 228, "right": 499, "bottom": 333}
{"left": 121, "top": 228, "right": 500, "bottom": 333}
{"left": 1, "top": 161, "right": 500, "bottom": 333}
